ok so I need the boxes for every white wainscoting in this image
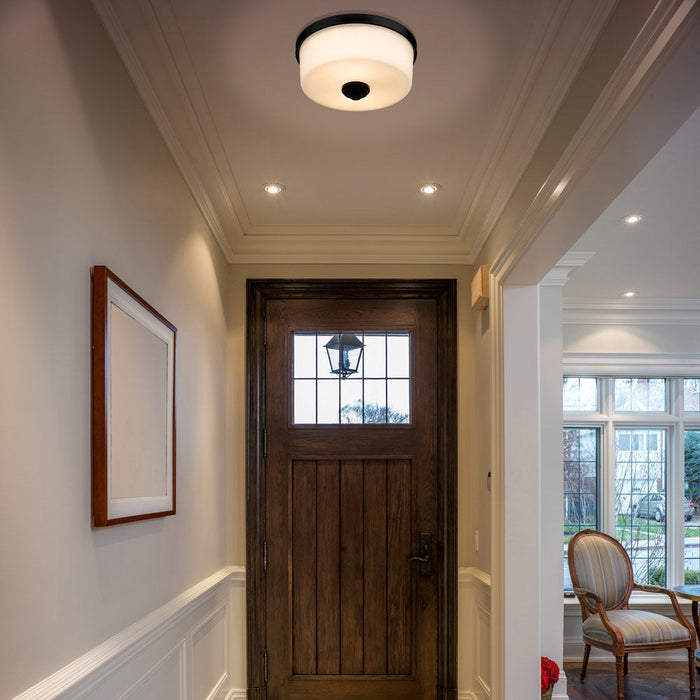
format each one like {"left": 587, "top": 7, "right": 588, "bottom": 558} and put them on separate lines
{"left": 14, "top": 565, "right": 494, "bottom": 700}
{"left": 459, "top": 567, "right": 492, "bottom": 700}
{"left": 12, "top": 566, "right": 246, "bottom": 700}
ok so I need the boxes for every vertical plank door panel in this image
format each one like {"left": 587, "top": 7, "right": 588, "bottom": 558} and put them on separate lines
{"left": 340, "top": 459, "right": 364, "bottom": 674}
{"left": 363, "top": 459, "right": 388, "bottom": 674}
{"left": 292, "top": 460, "right": 317, "bottom": 674}
{"left": 387, "top": 459, "right": 411, "bottom": 675}
{"left": 316, "top": 459, "right": 341, "bottom": 674}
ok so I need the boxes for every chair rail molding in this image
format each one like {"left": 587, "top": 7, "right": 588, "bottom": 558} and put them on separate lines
{"left": 12, "top": 566, "right": 246, "bottom": 700}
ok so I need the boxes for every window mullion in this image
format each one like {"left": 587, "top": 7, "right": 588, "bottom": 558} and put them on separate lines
{"left": 672, "top": 378, "right": 685, "bottom": 587}
{"left": 600, "top": 378, "right": 613, "bottom": 537}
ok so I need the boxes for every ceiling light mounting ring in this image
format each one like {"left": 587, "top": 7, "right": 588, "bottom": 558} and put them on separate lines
{"left": 295, "top": 13, "right": 417, "bottom": 111}
{"left": 295, "top": 14, "right": 417, "bottom": 64}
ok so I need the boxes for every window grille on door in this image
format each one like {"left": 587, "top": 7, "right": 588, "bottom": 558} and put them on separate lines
{"left": 292, "top": 332, "right": 411, "bottom": 425}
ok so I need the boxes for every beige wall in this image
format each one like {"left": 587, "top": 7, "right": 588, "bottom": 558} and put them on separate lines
{"left": 0, "top": 2, "right": 230, "bottom": 696}
{"left": 564, "top": 321, "right": 700, "bottom": 356}
{"left": 0, "top": 3, "right": 484, "bottom": 696}
{"left": 226, "top": 264, "right": 479, "bottom": 568}
{"left": 471, "top": 297, "right": 493, "bottom": 574}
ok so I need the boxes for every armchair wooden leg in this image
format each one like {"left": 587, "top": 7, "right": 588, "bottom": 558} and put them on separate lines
{"left": 581, "top": 644, "right": 591, "bottom": 682}
{"left": 689, "top": 647, "right": 696, "bottom": 696}
{"left": 615, "top": 655, "right": 624, "bottom": 700}
{"left": 624, "top": 653, "right": 629, "bottom": 675}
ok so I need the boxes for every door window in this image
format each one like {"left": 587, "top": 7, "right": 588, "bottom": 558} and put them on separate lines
{"left": 293, "top": 331, "right": 411, "bottom": 425}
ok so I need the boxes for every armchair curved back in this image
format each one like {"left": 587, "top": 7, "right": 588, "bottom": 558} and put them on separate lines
{"left": 568, "top": 529, "right": 634, "bottom": 613}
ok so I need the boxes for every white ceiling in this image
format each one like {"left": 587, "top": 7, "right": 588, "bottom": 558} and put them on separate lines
{"left": 91, "top": 0, "right": 698, "bottom": 300}
{"left": 92, "top": 0, "right": 618, "bottom": 263}
{"left": 564, "top": 106, "right": 700, "bottom": 302}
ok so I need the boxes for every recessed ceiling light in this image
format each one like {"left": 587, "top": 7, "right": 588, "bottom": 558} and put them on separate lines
{"left": 622, "top": 290, "right": 639, "bottom": 297}
{"left": 263, "top": 183, "right": 285, "bottom": 195}
{"left": 419, "top": 183, "right": 442, "bottom": 195}
{"left": 622, "top": 214, "right": 643, "bottom": 225}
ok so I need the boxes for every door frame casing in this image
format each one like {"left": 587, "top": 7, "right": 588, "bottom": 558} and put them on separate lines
{"left": 245, "top": 279, "right": 457, "bottom": 699}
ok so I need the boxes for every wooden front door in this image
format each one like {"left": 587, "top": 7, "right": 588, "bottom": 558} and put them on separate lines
{"left": 246, "top": 280, "right": 456, "bottom": 700}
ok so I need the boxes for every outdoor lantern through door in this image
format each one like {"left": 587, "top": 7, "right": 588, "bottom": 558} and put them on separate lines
{"left": 324, "top": 333, "right": 364, "bottom": 378}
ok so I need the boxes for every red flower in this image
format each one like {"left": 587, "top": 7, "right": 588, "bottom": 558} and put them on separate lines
{"left": 541, "top": 656, "right": 560, "bottom": 692}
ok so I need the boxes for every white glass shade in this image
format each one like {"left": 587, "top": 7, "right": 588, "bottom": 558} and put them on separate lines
{"left": 298, "top": 23, "right": 414, "bottom": 111}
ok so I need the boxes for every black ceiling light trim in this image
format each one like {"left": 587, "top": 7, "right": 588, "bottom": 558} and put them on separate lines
{"left": 295, "top": 13, "right": 418, "bottom": 64}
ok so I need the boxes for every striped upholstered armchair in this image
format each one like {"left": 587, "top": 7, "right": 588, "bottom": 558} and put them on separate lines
{"left": 568, "top": 529, "right": 696, "bottom": 700}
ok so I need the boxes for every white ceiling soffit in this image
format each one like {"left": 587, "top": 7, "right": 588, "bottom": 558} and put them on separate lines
{"left": 91, "top": 0, "right": 688, "bottom": 264}
{"left": 564, "top": 104, "right": 700, "bottom": 304}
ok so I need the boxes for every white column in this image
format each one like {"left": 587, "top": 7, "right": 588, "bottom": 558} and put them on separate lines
{"left": 499, "top": 276, "right": 567, "bottom": 699}
{"left": 538, "top": 278, "right": 566, "bottom": 699}
{"left": 502, "top": 284, "right": 542, "bottom": 698}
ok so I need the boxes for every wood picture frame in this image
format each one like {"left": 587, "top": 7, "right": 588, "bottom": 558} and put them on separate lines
{"left": 92, "top": 265, "right": 176, "bottom": 527}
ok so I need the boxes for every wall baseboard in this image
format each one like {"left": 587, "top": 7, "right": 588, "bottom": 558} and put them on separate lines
{"left": 12, "top": 566, "right": 246, "bottom": 700}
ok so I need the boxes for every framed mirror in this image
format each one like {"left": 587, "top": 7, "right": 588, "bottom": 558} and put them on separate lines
{"left": 92, "top": 266, "right": 176, "bottom": 526}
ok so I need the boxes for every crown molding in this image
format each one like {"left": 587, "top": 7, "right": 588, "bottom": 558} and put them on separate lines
{"left": 242, "top": 223, "right": 458, "bottom": 238}
{"left": 541, "top": 251, "right": 595, "bottom": 286}
{"left": 490, "top": 0, "right": 698, "bottom": 284}
{"left": 462, "top": 0, "right": 614, "bottom": 260}
{"left": 563, "top": 352, "right": 700, "bottom": 376}
{"left": 91, "top": 0, "right": 240, "bottom": 262}
{"left": 563, "top": 297, "right": 700, "bottom": 325}
{"left": 229, "top": 251, "right": 471, "bottom": 266}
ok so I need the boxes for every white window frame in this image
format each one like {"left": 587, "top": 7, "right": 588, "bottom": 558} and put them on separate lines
{"left": 564, "top": 361, "right": 700, "bottom": 597}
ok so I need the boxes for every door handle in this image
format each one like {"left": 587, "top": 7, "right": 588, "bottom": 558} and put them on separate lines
{"left": 409, "top": 552, "right": 430, "bottom": 563}
{"left": 409, "top": 532, "right": 433, "bottom": 576}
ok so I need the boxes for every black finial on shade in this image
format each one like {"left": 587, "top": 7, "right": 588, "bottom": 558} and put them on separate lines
{"left": 342, "top": 81, "right": 371, "bottom": 101}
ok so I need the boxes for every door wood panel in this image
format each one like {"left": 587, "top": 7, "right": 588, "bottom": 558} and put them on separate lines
{"left": 364, "top": 458, "right": 388, "bottom": 675}
{"left": 317, "top": 459, "right": 341, "bottom": 674}
{"left": 289, "top": 458, "right": 413, "bottom": 678}
{"left": 246, "top": 280, "right": 457, "bottom": 700}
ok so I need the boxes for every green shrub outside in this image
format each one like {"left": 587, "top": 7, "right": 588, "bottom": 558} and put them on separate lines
{"left": 647, "top": 567, "right": 700, "bottom": 585}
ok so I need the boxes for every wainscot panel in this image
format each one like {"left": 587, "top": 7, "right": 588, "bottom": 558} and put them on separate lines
{"left": 12, "top": 567, "right": 246, "bottom": 700}
{"left": 15, "top": 566, "right": 493, "bottom": 699}
{"left": 459, "top": 567, "right": 491, "bottom": 700}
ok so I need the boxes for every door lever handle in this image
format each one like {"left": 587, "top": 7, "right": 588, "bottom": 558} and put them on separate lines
{"left": 409, "top": 532, "right": 433, "bottom": 576}
{"left": 409, "top": 549, "right": 430, "bottom": 563}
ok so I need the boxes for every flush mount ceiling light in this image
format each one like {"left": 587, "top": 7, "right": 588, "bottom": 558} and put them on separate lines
{"left": 419, "top": 183, "right": 442, "bottom": 195}
{"left": 295, "top": 14, "right": 417, "bottom": 111}
{"left": 622, "top": 290, "right": 639, "bottom": 297}
{"left": 622, "top": 213, "right": 643, "bottom": 225}
{"left": 263, "top": 182, "right": 285, "bottom": 195}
